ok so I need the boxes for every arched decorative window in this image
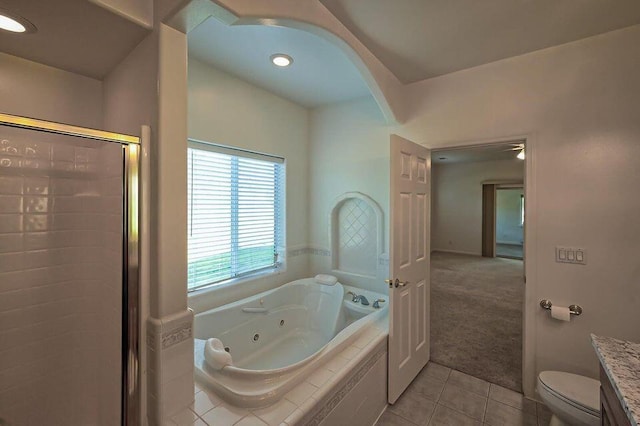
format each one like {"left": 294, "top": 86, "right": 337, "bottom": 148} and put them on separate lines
{"left": 329, "top": 192, "right": 383, "bottom": 278}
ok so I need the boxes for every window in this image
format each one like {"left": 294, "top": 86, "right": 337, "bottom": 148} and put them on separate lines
{"left": 187, "top": 141, "right": 285, "bottom": 291}
{"left": 520, "top": 194, "right": 525, "bottom": 226}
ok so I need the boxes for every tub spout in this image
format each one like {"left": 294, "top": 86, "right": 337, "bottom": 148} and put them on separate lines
{"left": 346, "top": 291, "right": 358, "bottom": 302}
{"left": 204, "top": 338, "right": 233, "bottom": 370}
{"left": 347, "top": 291, "right": 370, "bottom": 305}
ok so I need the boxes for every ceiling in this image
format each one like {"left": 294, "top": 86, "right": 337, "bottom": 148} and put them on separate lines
{"left": 0, "top": 0, "right": 149, "bottom": 79}
{"left": 432, "top": 142, "right": 524, "bottom": 164}
{"left": 320, "top": 0, "right": 640, "bottom": 83}
{"left": 4, "top": 1, "right": 638, "bottom": 102}
{"left": 188, "top": 17, "right": 371, "bottom": 108}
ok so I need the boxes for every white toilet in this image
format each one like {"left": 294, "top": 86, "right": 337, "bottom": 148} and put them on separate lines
{"left": 537, "top": 371, "right": 601, "bottom": 426}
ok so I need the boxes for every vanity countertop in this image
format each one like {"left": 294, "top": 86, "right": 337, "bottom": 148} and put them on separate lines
{"left": 591, "top": 334, "right": 640, "bottom": 426}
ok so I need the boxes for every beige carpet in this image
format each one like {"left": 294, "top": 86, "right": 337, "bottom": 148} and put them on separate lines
{"left": 430, "top": 251, "right": 524, "bottom": 392}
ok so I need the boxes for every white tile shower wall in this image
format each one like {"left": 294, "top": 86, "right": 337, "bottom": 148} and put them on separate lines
{"left": 98, "top": 142, "right": 125, "bottom": 425}
{"left": 0, "top": 128, "right": 123, "bottom": 426}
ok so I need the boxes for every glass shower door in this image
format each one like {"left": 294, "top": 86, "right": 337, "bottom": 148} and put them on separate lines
{"left": 0, "top": 125, "right": 125, "bottom": 426}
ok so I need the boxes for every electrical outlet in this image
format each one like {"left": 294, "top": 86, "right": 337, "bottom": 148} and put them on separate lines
{"left": 556, "top": 246, "right": 586, "bottom": 265}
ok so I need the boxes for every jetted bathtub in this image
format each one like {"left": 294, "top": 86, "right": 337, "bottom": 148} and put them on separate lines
{"left": 193, "top": 277, "right": 388, "bottom": 408}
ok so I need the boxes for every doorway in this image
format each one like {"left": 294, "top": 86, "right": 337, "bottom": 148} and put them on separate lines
{"left": 482, "top": 183, "right": 524, "bottom": 260}
{"left": 496, "top": 186, "right": 524, "bottom": 259}
{"left": 429, "top": 141, "right": 525, "bottom": 391}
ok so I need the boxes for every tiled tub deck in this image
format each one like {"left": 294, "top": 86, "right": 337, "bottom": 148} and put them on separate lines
{"left": 168, "top": 324, "right": 387, "bottom": 426}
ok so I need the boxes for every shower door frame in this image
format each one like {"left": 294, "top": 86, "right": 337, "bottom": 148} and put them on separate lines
{"left": 0, "top": 112, "right": 141, "bottom": 426}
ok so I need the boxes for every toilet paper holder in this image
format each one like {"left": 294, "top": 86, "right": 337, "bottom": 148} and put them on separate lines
{"left": 539, "top": 299, "right": 582, "bottom": 316}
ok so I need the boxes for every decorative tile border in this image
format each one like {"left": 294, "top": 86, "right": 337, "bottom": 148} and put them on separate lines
{"left": 301, "top": 340, "right": 387, "bottom": 426}
{"left": 147, "top": 331, "right": 156, "bottom": 349}
{"left": 287, "top": 246, "right": 331, "bottom": 257}
{"left": 309, "top": 247, "right": 331, "bottom": 257}
{"left": 148, "top": 310, "right": 194, "bottom": 350}
{"left": 288, "top": 247, "right": 307, "bottom": 257}
{"left": 287, "top": 246, "right": 388, "bottom": 262}
{"left": 162, "top": 322, "right": 193, "bottom": 349}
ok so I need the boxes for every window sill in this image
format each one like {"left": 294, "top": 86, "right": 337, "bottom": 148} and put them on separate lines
{"left": 187, "top": 266, "right": 287, "bottom": 312}
{"left": 189, "top": 267, "right": 283, "bottom": 294}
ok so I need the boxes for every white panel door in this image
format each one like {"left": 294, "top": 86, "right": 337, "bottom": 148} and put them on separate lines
{"left": 388, "top": 134, "right": 431, "bottom": 404}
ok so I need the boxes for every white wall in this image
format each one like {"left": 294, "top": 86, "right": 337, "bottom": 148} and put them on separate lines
{"left": 308, "top": 96, "right": 390, "bottom": 295}
{"left": 103, "top": 34, "right": 157, "bottom": 136}
{"left": 0, "top": 52, "right": 102, "bottom": 128}
{"left": 431, "top": 160, "right": 523, "bottom": 255}
{"left": 399, "top": 25, "right": 640, "bottom": 395}
{"left": 103, "top": 31, "right": 159, "bottom": 425}
{"left": 103, "top": 25, "right": 194, "bottom": 424}
{"left": 496, "top": 188, "right": 524, "bottom": 245}
{"left": 187, "top": 58, "right": 311, "bottom": 312}
{"left": 181, "top": 19, "right": 640, "bottom": 407}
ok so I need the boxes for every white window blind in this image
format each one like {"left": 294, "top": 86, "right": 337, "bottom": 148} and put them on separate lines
{"left": 187, "top": 141, "right": 285, "bottom": 291}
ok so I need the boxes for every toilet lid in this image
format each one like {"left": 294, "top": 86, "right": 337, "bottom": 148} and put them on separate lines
{"left": 539, "top": 371, "right": 600, "bottom": 414}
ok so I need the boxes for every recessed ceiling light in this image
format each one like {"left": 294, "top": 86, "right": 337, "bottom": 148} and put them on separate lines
{"left": 270, "top": 54, "right": 293, "bottom": 67}
{"left": 0, "top": 9, "right": 36, "bottom": 33}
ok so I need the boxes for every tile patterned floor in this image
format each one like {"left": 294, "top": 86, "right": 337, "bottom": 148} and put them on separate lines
{"left": 376, "top": 362, "right": 552, "bottom": 426}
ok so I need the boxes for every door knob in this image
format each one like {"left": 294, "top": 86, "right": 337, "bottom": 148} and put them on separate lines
{"left": 385, "top": 278, "right": 409, "bottom": 288}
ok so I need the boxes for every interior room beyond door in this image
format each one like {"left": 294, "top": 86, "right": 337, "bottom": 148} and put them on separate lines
{"left": 430, "top": 143, "right": 525, "bottom": 391}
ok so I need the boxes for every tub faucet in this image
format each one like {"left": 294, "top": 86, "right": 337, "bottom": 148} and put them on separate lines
{"left": 373, "top": 298, "right": 385, "bottom": 309}
{"left": 357, "top": 295, "right": 370, "bottom": 306}
{"left": 347, "top": 291, "right": 370, "bottom": 306}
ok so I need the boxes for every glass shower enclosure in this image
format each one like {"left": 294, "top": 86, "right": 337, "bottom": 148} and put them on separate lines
{"left": 0, "top": 113, "right": 139, "bottom": 425}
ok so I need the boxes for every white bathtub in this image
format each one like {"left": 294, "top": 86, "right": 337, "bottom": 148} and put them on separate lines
{"left": 193, "top": 277, "right": 387, "bottom": 408}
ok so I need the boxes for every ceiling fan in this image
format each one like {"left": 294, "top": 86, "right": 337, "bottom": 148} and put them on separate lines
{"left": 502, "top": 142, "right": 525, "bottom": 160}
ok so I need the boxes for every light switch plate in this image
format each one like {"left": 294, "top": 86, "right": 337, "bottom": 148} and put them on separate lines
{"left": 556, "top": 246, "right": 586, "bottom": 265}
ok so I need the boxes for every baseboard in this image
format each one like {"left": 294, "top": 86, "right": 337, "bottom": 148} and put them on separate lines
{"left": 432, "top": 248, "right": 481, "bottom": 256}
